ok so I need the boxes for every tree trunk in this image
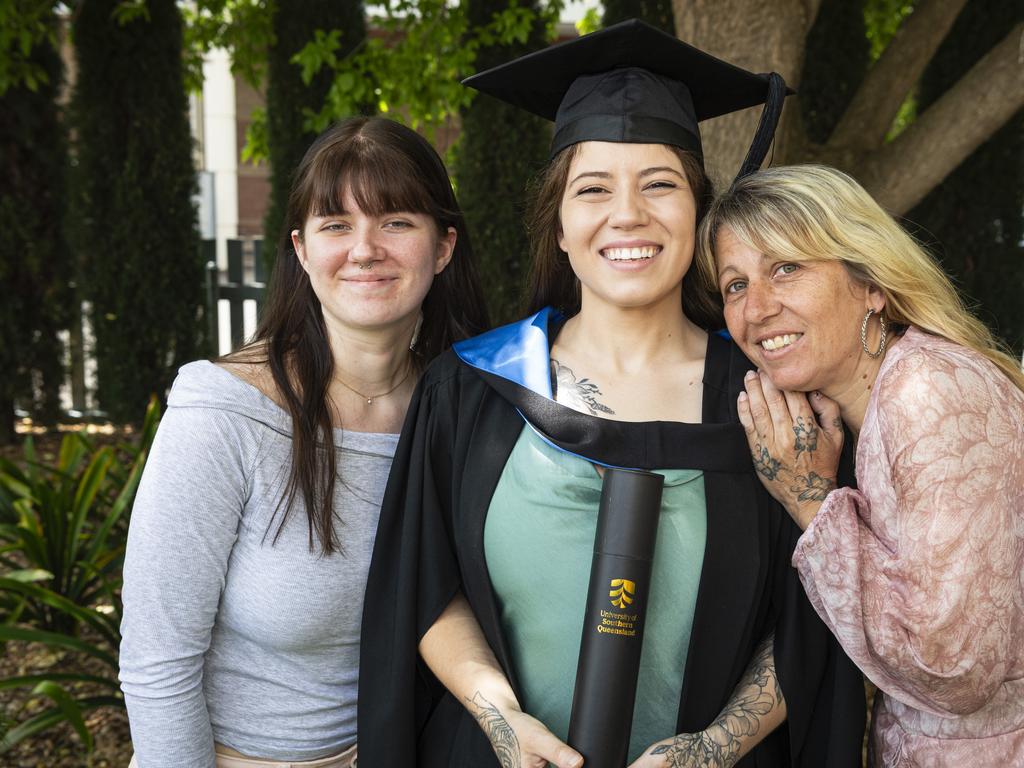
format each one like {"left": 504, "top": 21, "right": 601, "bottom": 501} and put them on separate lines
{"left": 672, "top": 0, "right": 819, "bottom": 187}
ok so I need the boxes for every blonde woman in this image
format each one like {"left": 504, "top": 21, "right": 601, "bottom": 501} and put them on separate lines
{"left": 697, "top": 164, "right": 1024, "bottom": 766}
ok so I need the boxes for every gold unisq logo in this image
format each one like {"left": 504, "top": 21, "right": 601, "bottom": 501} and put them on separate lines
{"left": 608, "top": 579, "right": 635, "bottom": 609}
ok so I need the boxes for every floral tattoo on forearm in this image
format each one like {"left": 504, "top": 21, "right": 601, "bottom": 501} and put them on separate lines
{"left": 467, "top": 692, "right": 520, "bottom": 768}
{"left": 649, "top": 633, "right": 780, "bottom": 768}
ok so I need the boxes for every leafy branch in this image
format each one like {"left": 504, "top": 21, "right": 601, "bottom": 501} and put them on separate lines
{"left": 243, "top": 0, "right": 559, "bottom": 162}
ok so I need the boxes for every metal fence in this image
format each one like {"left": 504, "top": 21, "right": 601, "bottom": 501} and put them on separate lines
{"left": 205, "top": 237, "right": 267, "bottom": 355}
{"left": 57, "top": 238, "right": 266, "bottom": 416}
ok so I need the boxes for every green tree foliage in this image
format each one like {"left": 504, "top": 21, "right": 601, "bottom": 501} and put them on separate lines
{"left": 262, "top": 0, "right": 366, "bottom": 262}
{"left": 453, "top": 0, "right": 550, "bottom": 323}
{"left": 602, "top": 0, "right": 674, "bottom": 34}
{"left": 271, "top": 0, "right": 546, "bottom": 147}
{"left": 0, "top": 10, "right": 68, "bottom": 443}
{"left": 909, "top": 0, "right": 1023, "bottom": 354}
{"left": 71, "top": 0, "right": 202, "bottom": 423}
{"left": 0, "top": 0, "right": 57, "bottom": 95}
{"left": 182, "top": 0, "right": 274, "bottom": 95}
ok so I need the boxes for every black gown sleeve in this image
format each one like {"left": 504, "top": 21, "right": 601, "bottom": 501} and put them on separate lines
{"left": 771, "top": 441, "right": 866, "bottom": 768}
{"left": 358, "top": 354, "right": 466, "bottom": 767}
{"left": 701, "top": 336, "right": 865, "bottom": 768}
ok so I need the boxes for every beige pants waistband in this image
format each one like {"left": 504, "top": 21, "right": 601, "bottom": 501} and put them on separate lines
{"left": 128, "top": 742, "right": 357, "bottom": 768}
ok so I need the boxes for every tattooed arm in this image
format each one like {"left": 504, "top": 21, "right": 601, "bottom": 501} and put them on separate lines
{"left": 630, "top": 633, "right": 786, "bottom": 768}
{"left": 418, "top": 592, "right": 583, "bottom": 768}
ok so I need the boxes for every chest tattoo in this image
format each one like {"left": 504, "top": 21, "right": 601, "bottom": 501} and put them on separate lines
{"left": 550, "top": 358, "right": 615, "bottom": 415}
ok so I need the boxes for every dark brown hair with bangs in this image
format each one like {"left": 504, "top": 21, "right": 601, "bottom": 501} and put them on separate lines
{"left": 234, "top": 116, "right": 488, "bottom": 555}
{"left": 524, "top": 143, "right": 722, "bottom": 329}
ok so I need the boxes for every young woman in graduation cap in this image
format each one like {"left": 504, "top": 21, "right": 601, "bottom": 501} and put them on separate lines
{"left": 359, "top": 20, "right": 866, "bottom": 768}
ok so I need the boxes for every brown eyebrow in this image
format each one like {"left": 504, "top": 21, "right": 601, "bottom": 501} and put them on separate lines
{"left": 717, "top": 264, "right": 742, "bottom": 280}
{"left": 568, "top": 171, "right": 612, "bottom": 185}
{"left": 568, "top": 166, "right": 686, "bottom": 186}
{"left": 717, "top": 251, "right": 775, "bottom": 281}
{"left": 639, "top": 166, "right": 686, "bottom": 180}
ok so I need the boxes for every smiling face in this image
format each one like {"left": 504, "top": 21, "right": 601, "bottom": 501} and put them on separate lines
{"left": 557, "top": 142, "right": 697, "bottom": 313}
{"left": 715, "top": 227, "right": 885, "bottom": 394}
{"left": 292, "top": 188, "right": 455, "bottom": 336}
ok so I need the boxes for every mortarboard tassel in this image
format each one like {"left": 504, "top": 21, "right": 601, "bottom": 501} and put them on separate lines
{"left": 736, "top": 72, "right": 788, "bottom": 181}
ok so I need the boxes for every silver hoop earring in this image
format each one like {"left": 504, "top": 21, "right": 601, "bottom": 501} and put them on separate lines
{"left": 860, "top": 308, "right": 887, "bottom": 358}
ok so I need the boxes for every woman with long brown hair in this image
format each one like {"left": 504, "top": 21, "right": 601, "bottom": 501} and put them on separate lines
{"left": 119, "top": 116, "right": 488, "bottom": 768}
{"left": 358, "top": 21, "right": 865, "bottom": 768}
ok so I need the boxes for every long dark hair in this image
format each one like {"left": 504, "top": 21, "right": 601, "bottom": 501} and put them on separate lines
{"left": 234, "top": 116, "right": 489, "bottom": 555}
{"left": 523, "top": 143, "right": 721, "bottom": 329}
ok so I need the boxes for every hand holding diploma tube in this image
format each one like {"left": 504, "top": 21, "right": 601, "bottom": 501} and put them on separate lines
{"left": 568, "top": 467, "right": 665, "bottom": 768}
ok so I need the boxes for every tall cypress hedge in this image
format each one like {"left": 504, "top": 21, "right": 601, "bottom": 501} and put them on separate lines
{"left": 800, "top": 0, "right": 869, "bottom": 144}
{"left": 453, "top": 0, "right": 549, "bottom": 324}
{"left": 909, "top": 0, "right": 1023, "bottom": 355}
{"left": 72, "top": 0, "right": 201, "bottom": 423}
{"left": 602, "top": 0, "right": 675, "bottom": 33}
{"left": 0, "top": 15, "right": 68, "bottom": 442}
{"left": 263, "top": 0, "right": 366, "bottom": 266}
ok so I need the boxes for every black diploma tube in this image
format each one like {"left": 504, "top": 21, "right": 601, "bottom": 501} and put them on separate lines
{"left": 567, "top": 467, "right": 665, "bottom": 768}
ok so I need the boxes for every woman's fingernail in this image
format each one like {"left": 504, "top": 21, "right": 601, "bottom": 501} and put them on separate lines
{"left": 745, "top": 370, "right": 757, "bottom": 380}
{"left": 738, "top": 392, "right": 748, "bottom": 402}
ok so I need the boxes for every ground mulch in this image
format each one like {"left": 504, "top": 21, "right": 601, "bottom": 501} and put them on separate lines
{"left": 0, "top": 637, "right": 132, "bottom": 768}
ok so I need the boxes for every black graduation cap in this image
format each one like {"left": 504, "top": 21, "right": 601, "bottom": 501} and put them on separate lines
{"left": 463, "top": 18, "right": 790, "bottom": 179}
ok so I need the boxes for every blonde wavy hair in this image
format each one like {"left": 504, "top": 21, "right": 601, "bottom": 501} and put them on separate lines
{"left": 694, "top": 164, "right": 1024, "bottom": 391}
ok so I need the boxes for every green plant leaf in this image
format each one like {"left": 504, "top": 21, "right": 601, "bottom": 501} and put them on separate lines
{"left": 0, "top": 625, "right": 117, "bottom": 670}
{"left": 0, "top": 695, "right": 122, "bottom": 753}
{"left": 0, "top": 672, "right": 120, "bottom": 692}
{"left": 57, "top": 433, "right": 88, "bottom": 475}
{"left": 138, "top": 396, "right": 161, "bottom": 449}
{"left": 0, "top": 470, "right": 34, "bottom": 502}
{"left": 85, "top": 449, "right": 143, "bottom": 565}
{"left": 65, "top": 449, "right": 114, "bottom": 586}
{"left": 0, "top": 581, "right": 120, "bottom": 648}
{"left": 29, "top": 681, "right": 94, "bottom": 752}
{"left": 21, "top": 437, "right": 37, "bottom": 484}
{"left": 2, "top": 569, "right": 52, "bottom": 584}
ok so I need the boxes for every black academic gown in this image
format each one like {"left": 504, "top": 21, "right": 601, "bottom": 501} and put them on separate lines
{"left": 359, "top": 309, "right": 865, "bottom": 767}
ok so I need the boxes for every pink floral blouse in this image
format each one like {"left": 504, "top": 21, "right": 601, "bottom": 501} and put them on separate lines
{"left": 792, "top": 327, "right": 1024, "bottom": 766}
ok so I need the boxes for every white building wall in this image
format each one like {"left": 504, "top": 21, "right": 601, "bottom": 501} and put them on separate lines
{"left": 201, "top": 49, "right": 238, "bottom": 272}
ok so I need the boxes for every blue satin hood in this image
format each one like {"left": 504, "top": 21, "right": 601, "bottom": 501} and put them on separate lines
{"left": 452, "top": 306, "right": 563, "bottom": 400}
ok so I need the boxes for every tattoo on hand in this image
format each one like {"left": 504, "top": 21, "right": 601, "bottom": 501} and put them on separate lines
{"left": 551, "top": 358, "right": 615, "bottom": 415}
{"left": 791, "top": 471, "right": 837, "bottom": 502}
{"left": 752, "top": 444, "right": 782, "bottom": 481}
{"left": 466, "top": 692, "right": 520, "bottom": 768}
{"left": 649, "top": 634, "right": 780, "bottom": 768}
{"left": 792, "top": 416, "right": 819, "bottom": 457}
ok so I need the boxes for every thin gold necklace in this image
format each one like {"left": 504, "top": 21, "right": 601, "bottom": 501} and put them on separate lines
{"left": 335, "top": 363, "right": 412, "bottom": 405}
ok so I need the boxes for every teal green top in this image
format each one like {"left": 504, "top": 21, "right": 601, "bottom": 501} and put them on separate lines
{"left": 484, "top": 425, "right": 708, "bottom": 762}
